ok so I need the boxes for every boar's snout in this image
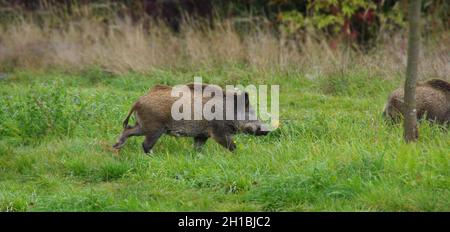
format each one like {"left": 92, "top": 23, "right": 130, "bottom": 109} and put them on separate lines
{"left": 243, "top": 123, "right": 270, "bottom": 136}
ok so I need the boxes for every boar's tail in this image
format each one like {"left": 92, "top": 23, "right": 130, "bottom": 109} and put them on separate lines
{"left": 123, "top": 103, "right": 138, "bottom": 129}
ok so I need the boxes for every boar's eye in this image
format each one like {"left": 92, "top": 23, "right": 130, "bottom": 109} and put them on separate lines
{"left": 243, "top": 124, "right": 256, "bottom": 133}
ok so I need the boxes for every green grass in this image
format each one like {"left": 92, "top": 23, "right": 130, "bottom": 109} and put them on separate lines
{"left": 0, "top": 67, "right": 449, "bottom": 211}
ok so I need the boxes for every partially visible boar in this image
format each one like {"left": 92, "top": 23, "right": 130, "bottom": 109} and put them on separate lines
{"left": 383, "top": 79, "right": 450, "bottom": 124}
{"left": 113, "top": 83, "right": 269, "bottom": 153}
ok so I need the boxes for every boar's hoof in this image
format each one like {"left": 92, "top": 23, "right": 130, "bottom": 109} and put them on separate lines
{"left": 228, "top": 144, "right": 236, "bottom": 151}
{"left": 142, "top": 143, "right": 154, "bottom": 155}
{"left": 112, "top": 142, "right": 123, "bottom": 149}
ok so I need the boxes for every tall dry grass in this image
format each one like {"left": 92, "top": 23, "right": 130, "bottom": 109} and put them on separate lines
{"left": 0, "top": 16, "right": 448, "bottom": 80}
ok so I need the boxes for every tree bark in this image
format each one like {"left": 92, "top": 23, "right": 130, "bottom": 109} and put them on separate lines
{"left": 403, "top": 0, "right": 421, "bottom": 142}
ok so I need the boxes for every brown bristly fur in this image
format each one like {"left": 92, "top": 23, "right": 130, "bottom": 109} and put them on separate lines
{"left": 0, "top": 16, "right": 448, "bottom": 79}
{"left": 113, "top": 83, "right": 267, "bottom": 153}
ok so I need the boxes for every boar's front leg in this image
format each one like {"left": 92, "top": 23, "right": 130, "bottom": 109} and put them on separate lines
{"left": 142, "top": 128, "right": 165, "bottom": 154}
{"left": 212, "top": 133, "right": 236, "bottom": 151}
{"left": 210, "top": 126, "right": 236, "bottom": 151}
{"left": 194, "top": 135, "right": 208, "bottom": 151}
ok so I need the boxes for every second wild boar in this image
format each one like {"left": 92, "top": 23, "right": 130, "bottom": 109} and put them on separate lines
{"left": 383, "top": 79, "right": 450, "bottom": 124}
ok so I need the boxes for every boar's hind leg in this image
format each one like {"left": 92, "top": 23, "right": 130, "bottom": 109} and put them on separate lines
{"left": 142, "top": 129, "right": 165, "bottom": 154}
{"left": 113, "top": 125, "right": 143, "bottom": 149}
{"left": 194, "top": 136, "right": 208, "bottom": 150}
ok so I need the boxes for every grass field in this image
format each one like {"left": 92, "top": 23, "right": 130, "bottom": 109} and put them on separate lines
{"left": 0, "top": 68, "right": 449, "bottom": 212}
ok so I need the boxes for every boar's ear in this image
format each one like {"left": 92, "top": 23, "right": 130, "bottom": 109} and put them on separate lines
{"left": 230, "top": 91, "right": 249, "bottom": 111}
{"left": 426, "top": 79, "right": 450, "bottom": 92}
{"left": 232, "top": 92, "right": 240, "bottom": 111}
{"left": 244, "top": 92, "right": 249, "bottom": 108}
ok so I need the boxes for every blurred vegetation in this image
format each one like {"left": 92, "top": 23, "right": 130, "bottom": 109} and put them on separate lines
{"left": 0, "top": 0, "right": 448, "bottom": 47}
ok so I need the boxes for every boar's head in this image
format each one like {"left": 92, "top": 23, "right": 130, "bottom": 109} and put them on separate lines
{"left": 226, "top": 91, "right": 270, "bottom": 136}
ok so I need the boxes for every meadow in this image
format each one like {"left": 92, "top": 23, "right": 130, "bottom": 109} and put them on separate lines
{"left": 0, "top": 7, "right": 449, "bottom": 211}
{"left": 0, "top": 66, "right": 449, "bottom": 211}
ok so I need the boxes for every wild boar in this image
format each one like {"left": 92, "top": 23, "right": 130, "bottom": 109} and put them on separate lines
{"left": 113, "top": 83, "right": 269, "bottom": 153}
{"left": 383, "top": 79, "right": 450, "bottom": 124}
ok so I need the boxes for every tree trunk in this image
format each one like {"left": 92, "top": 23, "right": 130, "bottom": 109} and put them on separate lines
{"left": 403, "top": 0, "right": 421, "bottom": 142}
